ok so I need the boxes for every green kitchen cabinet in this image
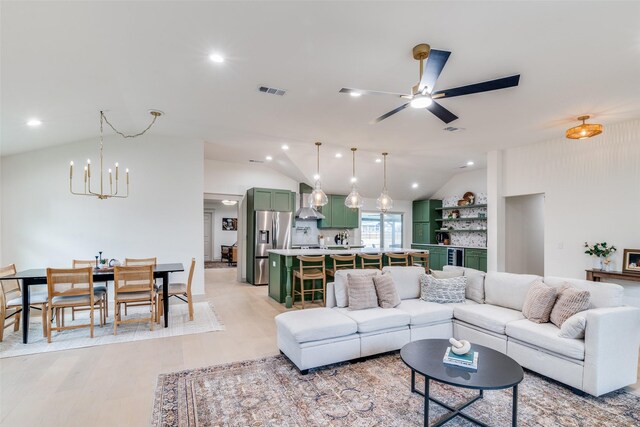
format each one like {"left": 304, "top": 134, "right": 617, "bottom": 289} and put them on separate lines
{"left": 464, "top": 248, "right": 487, "bottom": 272}
{"left": 253, "top": 188, "right": 274, "bottom": 210}
{"left": 273, "top": 190, "right": 294, "bottom": 211}
{"left": 413, "top": 199, "right": 442, "bottom": 223}
{"left": 427, "top": 245, "right": 448, "bottom": 271}
{"left": 318, "top": 194, "right": 359, "bottom": 229}
{"left": 412, "top": 222, "right": 431, "bottom": 244}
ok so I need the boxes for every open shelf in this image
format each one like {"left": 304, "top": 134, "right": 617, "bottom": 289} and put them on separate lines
{"left": 436, "top": 217, "right": 487, "bottom": 222}
{"left": 437, "top": 229, "right": 487, "bottom": 232}
{"left": 435, "top": 204, "right": 487, "bottom": 211}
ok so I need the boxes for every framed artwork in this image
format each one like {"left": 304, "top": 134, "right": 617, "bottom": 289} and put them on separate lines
{"left": 222, "top": 218, "right": 237, "bottom": 231}
{"left": 622, "top": 249, "right": 640, "bottom": 273}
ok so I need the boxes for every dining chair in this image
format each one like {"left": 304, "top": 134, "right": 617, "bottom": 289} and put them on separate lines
{"left": 358, "top": 253, "right": 383, "bottom": 270}
{"left": 385, "top": 252, "right": 409, "bottom": 266}
{"left": 326, "top": 254, "right": 356, "bottom": 278}
{"left": 71, "top": 259, "right": 108, "bottom": 319}
{"left": 293, "top": 255, "right": 326, "bottom": 309}
{"left": 409, "top": 252, "right": 430, "bottom": 273}
{"left": 123, "top": 257, "right": 157, "bottom": 315}
{"left": 156, "top": 258, "right": 195, "bottom": 322}
{"left": 113, "top": 265, "right": 156, "bottom": 334}
{"left": 0, "top": 264, "right": 48, "bottom": 341}
{"left": 46, "top": 267, "right": 103, "bottom": 343}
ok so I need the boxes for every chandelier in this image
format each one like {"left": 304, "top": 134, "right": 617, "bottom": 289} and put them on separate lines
{"left": 565, "top": 115, "right": 603, "bottom": 140}
{"left": 376, "top": 152, "right": 393, "bottom": 212}
{"left": 69, "top": 110, "right": 162, "bottom": 199}
{"left": 345, "top": 147, "right": 364, "bottom": 209}
{"left": 309, "top": 142, "right": 328, "bottom": 207}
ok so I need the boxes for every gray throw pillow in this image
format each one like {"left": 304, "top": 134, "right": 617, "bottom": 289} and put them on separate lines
{"left": 347, "top": 273, "right": 379, "bottom": 310}
{"left": 372, "top": 274, "right": 401, "bottom": 308}
{"left": 420, "top": 274, "right": 467, "bottom": 304}
{"left": 550, "top": 284, "right": 591, "bottom": 328}
{"left": 522, "top": 280, "right": 558, "bottom": 323}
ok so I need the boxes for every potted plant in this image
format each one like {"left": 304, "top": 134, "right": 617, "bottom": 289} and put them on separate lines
{"left": 584, "top": 242, "right": 617, "bottom": 270}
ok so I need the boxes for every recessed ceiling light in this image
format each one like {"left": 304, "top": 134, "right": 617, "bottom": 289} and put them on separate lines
{"left": 412, "top": 183, "right": 419, "bottom": 189}
{"left": 375, "top": 158, "right": 382, "bottom": 163}
{"left": 27, "top": 118, "right": 42, "bottom": 127}
{"left": 281, "top": 144, "right": 289, "bottom": 150}
{"left": 209, "top": 53, "right": 224, "bottom": 63}
{"left": 265, "top": 155, "right": 273, "bottom": 161}
{"left": 221, "top": 200, "right": 238, "bottom": 206}
{"left": 350, "top": 92, "right": 361, "bottom": 97}
{"left": 335, "top": 153, "right": 342, "bottom": 158}
{"left": 466, "top": 161, "right": 474, "bottom": 166}
{"left": 313, "top": 174, "right": 320, "bottom": 180}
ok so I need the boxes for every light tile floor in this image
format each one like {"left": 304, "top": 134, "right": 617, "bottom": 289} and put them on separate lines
{"left": 0, "top": 268, "right": 638, "bottom": 426}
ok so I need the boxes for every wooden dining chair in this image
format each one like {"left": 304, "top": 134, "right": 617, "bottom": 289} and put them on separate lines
{"left": 113, "top": 265, "right": 156, "bottom": 335}
{"left": 326, "top": 254, "right": 356, "bottom": 278}
{"left": 358, "top": 253, "right": 383, "bottom": 270}
{"left": 386, "top": 252, "right": 409, "bottom": 266}
{"left": 409, "top": 252, "right": 430, "bottom": 273}
{"left": 123, "top": 257, "right": 157, "bottom": 315}
{"left": 46, "top": 267, "right": 103, "bottom": 343}
{"left": 293, "top": 256, "right": 326, "bottom": 309}
{"left": 156, "top": 258, "right": 195, "bottom": 322}
{"left": 0, "top": 264, "right": 48, "bottom": 341}
{"left": 71, "top": 259, "right": 108, "bottom": 319}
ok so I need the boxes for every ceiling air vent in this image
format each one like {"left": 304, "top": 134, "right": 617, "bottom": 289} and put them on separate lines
{"left": 258, "top": 85, "right": 287, "bottom": 96}
{"left": 249, "top": 159, "right": 265, "bottom": 164}
{"left": 443, "top": 126, "right": 465, "bottom": 132}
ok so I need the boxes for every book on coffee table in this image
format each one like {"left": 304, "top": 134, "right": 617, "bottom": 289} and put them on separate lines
{"left": 443, "top": 347, "right": 478, "bottom": 370}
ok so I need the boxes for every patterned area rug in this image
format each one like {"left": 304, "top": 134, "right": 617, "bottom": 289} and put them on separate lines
{"left": 152, "top": 353, "right": 640, "bottom": 426}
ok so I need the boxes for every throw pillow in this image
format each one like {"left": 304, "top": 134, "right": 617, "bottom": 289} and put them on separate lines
{"left": 334, "top": 270, "right": 378, "bottom": 307}
{"left": 346, "top": 273, "right": 379, "bottom": 310}
{"left": 431, "top": 269, "right": 463, "bottom": 279}
{"left": 521, "top": 280, "right": 558, "bottom": 323}
{"left": 558, "top": 311, "right": 588, "bottom": 339}
{"left": 420, "top": 274, "right": 467, "bottom": 304}
{"left": 372, "top": 274, "right": 401, "bottom": 308}
{"left": 550, "top": 284, "right": 591, "bottom": 328}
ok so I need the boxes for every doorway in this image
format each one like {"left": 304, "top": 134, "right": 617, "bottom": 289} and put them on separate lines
{"left": 203, "top": 197, "right": 240, "bottom": 269}
{"left": 505, "top": 193, "right": 545, "bottom": 276}
{"left": 204, "top": 211, "right": 214, "bottom": 262}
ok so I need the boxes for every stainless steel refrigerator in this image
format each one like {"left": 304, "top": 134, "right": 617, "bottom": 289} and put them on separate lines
{"left": 253, "top": 210, "right": 292, "bottom": 285}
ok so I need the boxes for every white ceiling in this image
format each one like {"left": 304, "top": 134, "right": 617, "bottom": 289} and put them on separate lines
{"left": 2, "top": 1, "right": 640, "bottom": 200}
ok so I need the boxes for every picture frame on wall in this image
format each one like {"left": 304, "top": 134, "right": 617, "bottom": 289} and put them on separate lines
{"left": 222, "top": 218, "right": 237, "bottom": 231}
{"left": 622, "top": 249, "right": 640, "bottom": 273}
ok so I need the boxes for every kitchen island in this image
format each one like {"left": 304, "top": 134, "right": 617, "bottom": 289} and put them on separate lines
{"left": 268, "top": 247, "right": 428, "bottom": 307}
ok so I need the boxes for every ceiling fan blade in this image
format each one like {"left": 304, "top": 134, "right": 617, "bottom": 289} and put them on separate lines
{"left": 373, "top": 103, "right": 411, "bottom": 123}
{"left": 418, "top": 50, "right": 451, "bottom": 93}
{"left": 339, "top": 88, "right": 410, "bottom": 98}
{"left": 432, "top": 74, "right": 520, "bottom": 99}
{"left": 426, "top": 101, "right": 459, "bottom": 124}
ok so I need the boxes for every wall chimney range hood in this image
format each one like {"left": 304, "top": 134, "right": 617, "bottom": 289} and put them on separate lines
{"left": 295, "top": 183, "right": 325, "bottom": 220}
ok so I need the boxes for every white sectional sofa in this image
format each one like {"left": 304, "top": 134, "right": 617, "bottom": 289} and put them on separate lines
{"left": 275, "top": 266, "right": 640, "bottom": 396}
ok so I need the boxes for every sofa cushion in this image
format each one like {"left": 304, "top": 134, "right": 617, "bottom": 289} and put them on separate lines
{"left": 334, "top": 307, "right": 410, "bottom": 333}
{"left": 373, "top": 274, "right": 401, "bottom": 308}
{"left": 550, "top": 285, "right": 590, "bottom": 328}
{"left": 453, "top": 304, "right": 525, "bottom": 334}
{"left": 275, "top": 308, "right": 357, "bottom": 343}
{"left": 347, "top": 273, "right": 379, "bottom": 310}
{"left": 522, "top": 280, "right": 558, "bottom": 323}
{"left": 395, "top": 299, "right": 454, "bottom": 325}
{"left": 334, "top": 269, "right": 379, "bottom": 308}
{"left": 431, "top": 269, "right": 463, "bottom": 279}
{"left": 381, "top": 266, "right": 423, "bottom": 300}
{"left": 444, "top": 265, "right": 485, "bottom": 303}
{"left": 544, "top": 276, "right": 623, "bottom": 308}
{"left": 421, "top": 274, "right": 467, "bottom": 304}
{"left": 506, "top": 319, "right": 585, "bottom": 360}
{"left": 484, "top": 272, "right": 542, "bottom": 311}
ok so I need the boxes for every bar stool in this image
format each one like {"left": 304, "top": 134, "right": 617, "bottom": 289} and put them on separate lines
{"left": 358, "top": 253, "right": 383, "bottom": 270}
{"left": 326, "top": 254, "right": 357, "bottom": 278}
{"left": 293, "top": 256, "right": 326, "bottom": 309}
{"left": 386, "top": 252, "right": 409, "bottom": 266}
{"left": 409, "top": 252, "right": 430, "bottom": 273}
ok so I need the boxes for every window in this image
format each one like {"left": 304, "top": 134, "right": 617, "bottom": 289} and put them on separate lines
{"left": 361, "top": 211, "right": 403, "bottom": 249}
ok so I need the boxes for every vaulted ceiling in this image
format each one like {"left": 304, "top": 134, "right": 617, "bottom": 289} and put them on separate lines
{"left": 2, "top": 1, "right": 640, "bottom": 199}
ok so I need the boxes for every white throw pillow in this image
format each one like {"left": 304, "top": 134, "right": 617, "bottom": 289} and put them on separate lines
{"left": 333, "top": 269, "right": 379, "bottom": 308}
{"left": 431, "top": 269, "right": 463, "bottom": 279}
{"left": 558, "top": 311, "right": 588, "bottom": 339}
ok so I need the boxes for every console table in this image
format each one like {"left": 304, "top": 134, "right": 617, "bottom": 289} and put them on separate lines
{"left": 586, "top": 269, "right": 640, "bottom": 283}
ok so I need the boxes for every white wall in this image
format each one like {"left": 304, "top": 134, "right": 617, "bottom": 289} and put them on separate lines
{"left": 1, "top": 135, "right": 206, "bottom": 294}
{"left": 497, "top": 119, "right": 640, "bottom": 306}
{"left": 432, "top": 168, "right": 487, "bottom": 200}
{"left": 204, "top": 158, "right": 298, "bottom": 195}
{"left": 505, "top": 194, "right": 545, "bottom": 276}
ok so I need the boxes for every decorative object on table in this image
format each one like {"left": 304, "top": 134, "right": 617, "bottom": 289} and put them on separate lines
{"left": 376, "top": 152, "right": 393, "bottom": 212}
{"left": 222, "top": 218, "right": 237, "bottom": 231}
{"left": 566, "top": 115, "right": 603, "bottom": 140}
{"left": 449, "top": 337, "right": 471, "bottom": 355}
{"left": 108, "top": 259, "right": 121, "bottom": 267}
{"left": 344, "top": 148, "right": 364, "bottom": 209}
{"left": 334, "top": 230, "right": 350, "bottom": 245}
{"left": 622, "top": 249, "right": 640, "bottom": 273}
{"left": 584, "top": 242, "right": 617, "bottom": 270}
{"left": 69, "top": 110, "right": 162, "bottom": 200}
{"left": 94, "top": 255, "right": 99, "bottom": 269}
{"left": 309, "top": 142, "right": 328, "bottom": 207}
{"left": 463, "top": 192, "right": 475, "bottom": 205}
{"left": 443, "top": 345, "right": 478, "bottom": 370}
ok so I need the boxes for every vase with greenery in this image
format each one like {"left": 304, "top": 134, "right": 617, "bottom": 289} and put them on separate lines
{"left": 584, "top": 242, "right": 617, "bottom": 270}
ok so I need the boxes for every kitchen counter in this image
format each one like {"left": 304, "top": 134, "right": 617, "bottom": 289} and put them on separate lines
{"left": 411, "top": 243, "right": 487, "bottom": 249}
{"left": 268, "top": 247, "right": 424, "bottom": 256}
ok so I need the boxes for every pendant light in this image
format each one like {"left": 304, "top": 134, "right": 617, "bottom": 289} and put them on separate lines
{"left": 376, "top": 152, "right": 393, "bottom": 212}
{"left": 345, "top": 147, "right": 364, "bottom": 209}
{"left": 309, "top": 142, "right": 328, "bottom": 207}
{"left": 565, "top": 115, "right": 603, "bottom": 140}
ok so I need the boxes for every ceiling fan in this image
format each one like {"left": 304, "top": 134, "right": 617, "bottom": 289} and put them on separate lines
{"left": 339, "top": 43, "right": 520, "bottom": 124}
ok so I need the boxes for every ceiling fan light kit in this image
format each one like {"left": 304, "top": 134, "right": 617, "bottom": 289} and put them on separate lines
{"left": 376, "top": 152, "right": 393, "bottom": 212}
{"left": 345, "top": 147, "right": 364, "bottom": 209}
{"left": 309, "top": 142, "right": 328, "bottom": 207}
{"left": 566, "top": 115, "right": 603, "bottom": 140}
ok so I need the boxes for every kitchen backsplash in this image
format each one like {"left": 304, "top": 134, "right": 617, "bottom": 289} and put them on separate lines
{"left": 440, "top": 193, "right": 487, "bottom": 248}
{"left": 292, "top": 220, "right": 360, "bottom": 246}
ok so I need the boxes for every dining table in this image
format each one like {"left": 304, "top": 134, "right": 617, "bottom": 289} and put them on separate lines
{"left": 0, "top": 263, "right": 184, "bottom": 343}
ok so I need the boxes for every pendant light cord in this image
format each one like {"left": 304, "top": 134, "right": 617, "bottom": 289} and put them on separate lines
{"left": 351, "top": 147, "right": 357, "bottom": 178}
{"left": 382, "top": 152, "right": 388, "bottom": 191}
{"left": 101, "top": 110, "right": 160, "bottom": 139}
{"left": 315, "top": 142, "right": 322, "bottom": 177}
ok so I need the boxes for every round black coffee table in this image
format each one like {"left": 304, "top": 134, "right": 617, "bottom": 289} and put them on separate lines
{"left": 400, "top": 339, "right": 523, "bottom": 427}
